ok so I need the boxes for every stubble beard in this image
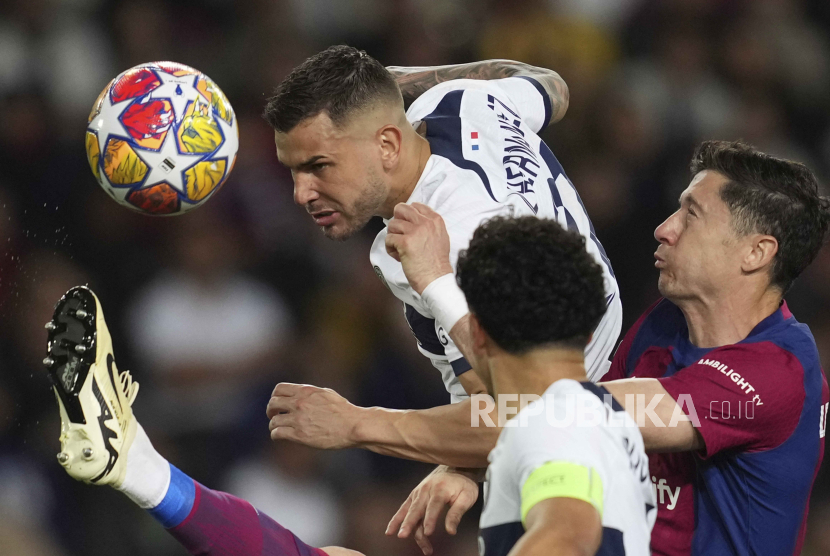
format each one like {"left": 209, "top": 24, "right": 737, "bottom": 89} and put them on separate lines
{"left": 658, "top": 271, "right": 693, "bottom": 303}
{"left": 657, "top": 272, "right": 675, "bottom": 299}
{"left": 322, "top": 174, "right": 387, "bottom": 241}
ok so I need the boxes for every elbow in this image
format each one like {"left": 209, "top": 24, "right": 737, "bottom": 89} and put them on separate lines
{"left": 551, "top": 72, "right": 569, "bottom": 124}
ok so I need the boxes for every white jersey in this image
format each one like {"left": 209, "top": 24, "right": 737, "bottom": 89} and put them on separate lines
{"left": 370, "top": 77, "right": 622, "bottom": 401}
{"left": 479, "top": 379, "right": 656, "bottom": 556}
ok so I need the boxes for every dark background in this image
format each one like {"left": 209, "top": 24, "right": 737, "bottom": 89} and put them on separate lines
{"left": 1, "top": 0, "right": 830, "bottom": 554}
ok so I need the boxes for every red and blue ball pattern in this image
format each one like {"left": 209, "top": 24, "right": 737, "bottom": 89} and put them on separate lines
{"left": 85, "top": 62, "right": 238, "bottom": 215}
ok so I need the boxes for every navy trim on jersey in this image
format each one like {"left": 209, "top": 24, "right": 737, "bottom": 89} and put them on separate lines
{"left": 516, "top": 76, "right": 552, "bottom": 130}
{"left": 480, "top": 521, "right": 626, "bottom": 556}
{"left": 623, "top": 299, "right": 685, "bottom": 374}
{"left": 580, "top": 382, "right": 625, "bottom": 412}
{"left": 404, "top": 303, "right": 445, "bottom": 356}
{"left": 479, "top": 521, "right": 524, "bottom": 556}
{"left": 423, "top": 90, "right": 497, "bottom": 202}
{"left": 546, "top": 177, "right": 579, "bottom": 232}
{"left": 539, "top": 142, "right": 616, "bottom": 279}
{"left": 597, "top": 528, "right": 626, "bottom": 556}
{"left": 451, "top": 357, "right": 472, "bottom": 376}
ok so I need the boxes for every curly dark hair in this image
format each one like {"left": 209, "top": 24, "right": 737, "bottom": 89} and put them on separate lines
{"left": 456, "top": 216, "right": 606, "bottom": 354}
{"left": 691, "top": 140, "right": 830, "bottom": 293}
{"left": 263, "top": 45, "right": 402, "bottom": 133}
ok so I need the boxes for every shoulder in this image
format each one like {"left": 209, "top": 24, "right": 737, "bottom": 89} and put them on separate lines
{"left": 679, "top": 341, "right": 806, "bottom": 405}
{"left": 607, "top": 298, "right": 682, "bottom": 380}
{"left": 674, "top": 342, "right": 806, "bottom": 421}
{"left": 411, "top": 158, "right": 506, "bottom": 242}
{"left": 506, "top": 381, "right": 608, "bottom": 454}
{"left": 414, "top": 157, "right": 494, "bottom": 207}
{"left": 770, "top": 310, "right": 823, "bottom": 377}
{"left": 406, "top": 78, "right": 530, "bottom": 122}
{"left": 708, "top": 339, "right": 805, "bottom": 371}
{"left": 663, "top": 341, "right": 809, "bottom": 455}
{"left": 707, "top": 336, "right": 815, "bottom": 410}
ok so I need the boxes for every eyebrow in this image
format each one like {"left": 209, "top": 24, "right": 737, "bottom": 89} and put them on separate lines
{"left": 679, "top": 193, "right": 705, "bottom": 213}
{"left": 294, "top": 155, "right": 326, "bottom": 170}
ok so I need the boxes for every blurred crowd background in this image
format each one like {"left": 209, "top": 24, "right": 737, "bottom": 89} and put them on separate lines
{"left": 2, "top": 0, "right": 830, "bottom": 554}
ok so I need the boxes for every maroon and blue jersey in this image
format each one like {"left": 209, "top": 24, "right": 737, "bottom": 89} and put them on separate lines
{"left": 606, "top": 298, "right": 828, "bottom": 556}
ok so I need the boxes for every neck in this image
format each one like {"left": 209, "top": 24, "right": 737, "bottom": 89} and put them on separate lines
{"left": 676, "top": 286, "right": 782, "bottom": 348}
{"left": 379, "top": 126, "right": 431, "bottom": 219}
{"left": 490, "top": 346, "right": 587, "bottom": 401}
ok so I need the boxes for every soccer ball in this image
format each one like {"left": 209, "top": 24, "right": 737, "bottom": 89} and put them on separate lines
{"left": 85, "top": 62, "right": 239, "bottom": 215}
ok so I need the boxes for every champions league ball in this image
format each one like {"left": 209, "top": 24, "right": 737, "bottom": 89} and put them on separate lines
{"left": 85, "top": 62, "right": 239, "bottom": 215}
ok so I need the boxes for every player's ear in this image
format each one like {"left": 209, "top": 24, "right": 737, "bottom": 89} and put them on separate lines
{"left": 469, "top": 314, "right": 489, "bottom": 353}
{"left": 741, "top": 234, "right": 778, "bottom": 275}
{"left": 378, "top": 124, "right": 403, "bottom": 170}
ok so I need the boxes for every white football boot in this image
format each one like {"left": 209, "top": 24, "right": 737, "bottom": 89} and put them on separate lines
{"left": 45, "top": 285, "right": 139, "bottom": 486}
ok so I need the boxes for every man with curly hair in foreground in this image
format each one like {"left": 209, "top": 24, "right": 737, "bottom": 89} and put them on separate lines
{"left": 47, "top": 218, "right": 652, "bottom": 556}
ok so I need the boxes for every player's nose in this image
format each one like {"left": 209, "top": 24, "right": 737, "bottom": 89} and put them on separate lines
{"left": 654, "top": 211, "right": 680, "bottom": 245}
{"left": 293, "top": 174, "right": 319, "bottom": 206}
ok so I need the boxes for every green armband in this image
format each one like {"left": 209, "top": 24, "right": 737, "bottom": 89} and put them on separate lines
{"left": 520, "top": 461, "right": 603, "bottom": 526}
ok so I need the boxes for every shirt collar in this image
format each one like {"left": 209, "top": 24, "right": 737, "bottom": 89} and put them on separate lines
{"left": 673, "top": 300, "right": 790, "bottom": 361}
{"left": 744, "top": 300, "right": 791, "bottom": 339}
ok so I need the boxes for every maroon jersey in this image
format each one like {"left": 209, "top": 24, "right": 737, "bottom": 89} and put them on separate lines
{"left": 606, "top": 299, "right": 828, "bottom": 555}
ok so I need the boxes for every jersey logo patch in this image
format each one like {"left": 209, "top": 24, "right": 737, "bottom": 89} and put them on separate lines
{"left": 471, "top": 131, "right": 479, "bottom": 150}
{"left": 698, "top": 357, "right": 763, "bottom": 405}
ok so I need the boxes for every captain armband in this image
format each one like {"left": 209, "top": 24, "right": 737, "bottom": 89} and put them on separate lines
{"left": 520, "top": 461, "right": 604, "bottom": 526}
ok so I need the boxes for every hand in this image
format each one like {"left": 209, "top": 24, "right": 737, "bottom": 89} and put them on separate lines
{"left": 386, "top": 465, "right": 480, "bottom": 555}
{"left": 267, "top": 383, "right": 363, "bottom": 450}
{"left": 385, "top": 202, "right": 454, "bottom": 295}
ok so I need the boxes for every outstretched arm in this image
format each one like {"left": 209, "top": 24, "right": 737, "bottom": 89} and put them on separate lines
{"left": 385, "top": 202, "right": 706, "bottom": 455}
{"left": 268, "top": 383, "right": 498, "bottom": 468}
{"left": 387, "top": 60, "right": 569, "bottom": 127}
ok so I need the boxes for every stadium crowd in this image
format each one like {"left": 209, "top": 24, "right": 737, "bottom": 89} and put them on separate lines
{"left": 1, "top": 0, "right": 830, "bottom": 554}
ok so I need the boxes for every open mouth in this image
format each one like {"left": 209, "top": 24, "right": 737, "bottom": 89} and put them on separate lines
{"left": 311, "top": 210, "right": 339, "bottom": 226}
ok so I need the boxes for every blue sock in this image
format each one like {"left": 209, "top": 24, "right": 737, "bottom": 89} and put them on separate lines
{"left": 148, "top": 464, "right": 196, "bottom": 528}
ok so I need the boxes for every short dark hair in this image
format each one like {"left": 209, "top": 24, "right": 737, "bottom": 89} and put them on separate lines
{"left": 457, "top": 217, "right": 606, "bottom": 354}
{"left": 690, "top": 140, "right": 830, "bottom": 293}
{"left": 263, "top": 45, "right": 402, "bottom": 133}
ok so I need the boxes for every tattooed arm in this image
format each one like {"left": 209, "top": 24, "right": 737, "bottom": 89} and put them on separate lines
{"left": 386, "top": 60, "right": 569, "bottom": 127}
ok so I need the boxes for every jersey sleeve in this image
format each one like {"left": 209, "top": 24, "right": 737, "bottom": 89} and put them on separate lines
{"left": 405, "top": 77, "right": 552, "bottom": 134}
{"left": 507, "top": 411, "right": 609, "bottom": 522}
{"left": 487, "top": 77, "right": 553, "bottom": 134}
{"left": 658, "top": 342, "right": 806, "bottom": 458}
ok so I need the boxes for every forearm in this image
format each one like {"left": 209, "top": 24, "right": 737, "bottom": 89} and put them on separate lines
{"left": 353, "top": 399, "right": 499, "bottom": 468}
{"left": 509, "top": 532, "right": 592, "bottom": 556}
{"left": 511, "top": 500, "right": 600, "bottom": 556}
{"left": 600, "top": 378, "right": 704, "bottom": 453}
{"left": 387, "top": 60, "right": 568, "bottom": 124}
